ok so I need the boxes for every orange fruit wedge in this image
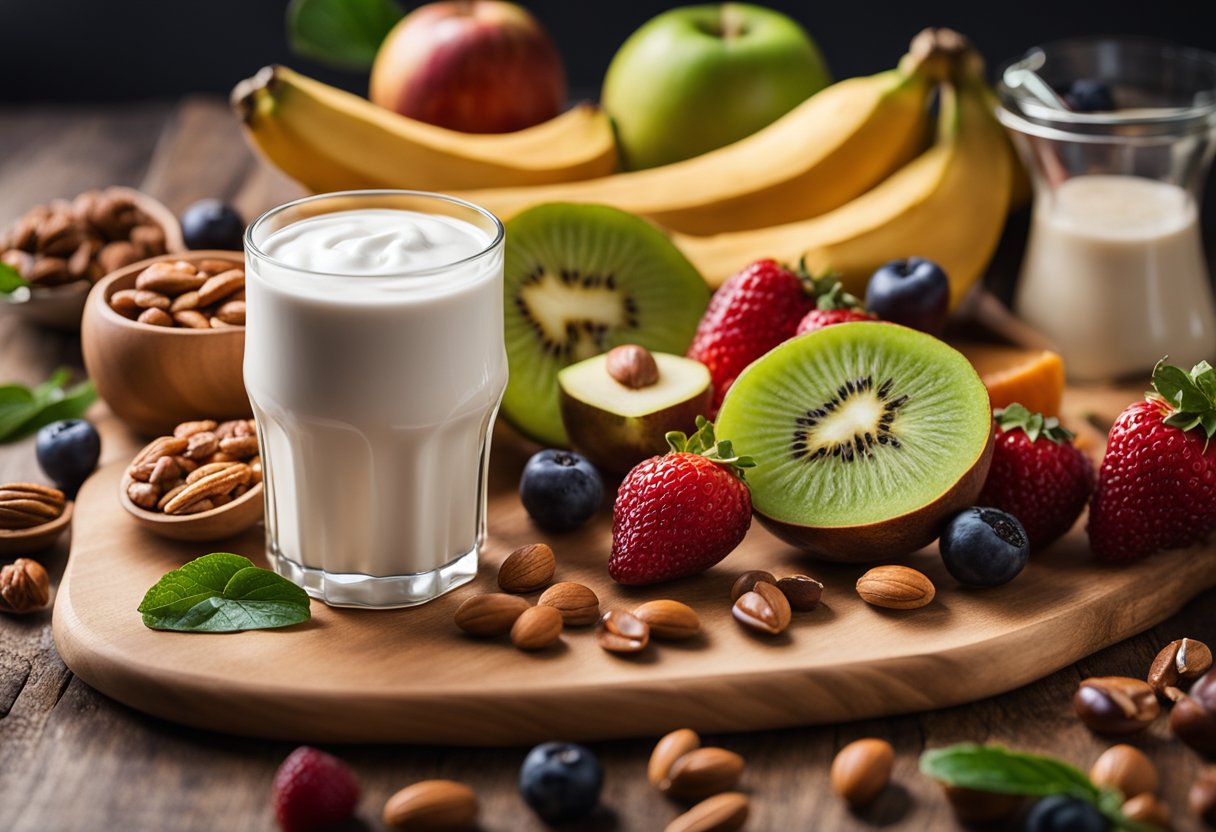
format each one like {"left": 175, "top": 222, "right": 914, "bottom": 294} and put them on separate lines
{"left": 955, "top": 343, "right": 1066, "bottom": 417}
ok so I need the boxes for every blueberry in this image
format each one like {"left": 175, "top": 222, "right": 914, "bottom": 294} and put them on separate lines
{"left": 1025, "top": 795, "right": 1108, "bottom": 832}
{"left": 519, "top": 741, "right": 602, "bottom": 823}
{"left": 1064, "top": 79, "right": 1116, "bottom": 113}
{"left": 181, "top": 199, "right": 245, "bottom": 251}
{"left": 940, "top": 507, "right": 1030, "bottom": 587}
{"left": 864, "top": 258, "right": 950, "bottom": 336}
{"left": 520, "top": 449, "right": 603, "bottom": 532}
{"left": 36, "top": 419, "right": 101, "bottom": 495}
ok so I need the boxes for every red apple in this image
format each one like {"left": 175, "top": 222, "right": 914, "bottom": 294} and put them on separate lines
{"left": 370, "top": 0, "right": 566, "bottom": 134}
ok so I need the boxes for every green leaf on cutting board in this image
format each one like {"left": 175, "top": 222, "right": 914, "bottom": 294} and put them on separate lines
{"left": 139, "top": 553, "right": 311, "bottom": 633}
{"left": 286, "top": 0, "right": 405, "bottom": 70}
{"left": 0, "top": 368, "right": 96, "bottom": 443}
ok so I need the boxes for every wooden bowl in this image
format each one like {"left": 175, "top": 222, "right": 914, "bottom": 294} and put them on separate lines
{"left": 0, "top": 501, "right": 74, "bottom": 556}
{"left": 81, "top": 250, "right": 250, "bottom": 436}
{"left": 119, "top": 472, "right": 263, "bottom": 542}
{"left": 0, "top": 188, "right": 184, "bottom": 331}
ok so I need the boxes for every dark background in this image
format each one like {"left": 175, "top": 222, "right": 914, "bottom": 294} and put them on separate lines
{"left": 1, "top": 0, "right": 1215, "bottom": 102}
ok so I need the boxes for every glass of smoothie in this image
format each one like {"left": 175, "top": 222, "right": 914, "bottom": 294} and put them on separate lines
{"left": 997, "top": 38, "right": 1216, "bottom": 382}
{"left": 244, "top": 191, "right": 506, "bottom": 608}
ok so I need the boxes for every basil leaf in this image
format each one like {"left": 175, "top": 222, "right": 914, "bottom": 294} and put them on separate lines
{"left": 139, "top": 553, "right": 311, "bottom": 633}
{"left": 0, "top": 262, "right": 28, "bottom": 296}
{"left": 286, "top": 0, "right": 404, "bottom": 70}
{"left": 920, "top": 744, "right": 1099, "bottom": 799}
{"left": 0, "top": 371, "right": 96, "bottom": 443}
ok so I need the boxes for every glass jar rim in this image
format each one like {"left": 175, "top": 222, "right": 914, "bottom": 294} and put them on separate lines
{"left": 996, "top": 36, "right": 1216, "bottom": 140}
{"left": 244, "top": 189, "right": 506, "bottom": 279}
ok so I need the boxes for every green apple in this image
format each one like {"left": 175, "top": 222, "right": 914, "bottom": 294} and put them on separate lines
{"left": 602, "top": 3, "right": 830, "bottom": 170}
{"left": 559, "top": 346, "right": 712, "bottom": 474}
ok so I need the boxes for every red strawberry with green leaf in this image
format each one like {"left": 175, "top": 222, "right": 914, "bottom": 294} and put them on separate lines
{"left": 978, "top": 403, "right": 1094, "bottom": 550}
{"left": 1088, "top": 359, "right": 1216, "bottom": 563}
{"left": 795, "top": 278, "right": 876, "bottom": 335}
{"left": 686, "top": 259, "right": 813, "bottom": 418}
{"left": 609, "top": 417, "right": 753, "bottom": 585}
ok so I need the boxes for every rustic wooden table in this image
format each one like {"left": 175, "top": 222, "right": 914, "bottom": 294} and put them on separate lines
{"left": 0, "top": 99, "right": 1213, "bottom": 832}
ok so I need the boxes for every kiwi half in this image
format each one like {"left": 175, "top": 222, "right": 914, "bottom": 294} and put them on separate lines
{"left": 715, "top": 322, "right": 993, "bottom": 561}
{"left": 502, "top": 203, "right": 709, "bottom": 446}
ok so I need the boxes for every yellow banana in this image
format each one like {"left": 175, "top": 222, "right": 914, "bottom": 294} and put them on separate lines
{"left": 671, "top": 71, "right": 1012, "bottom": 308}
{"left": 231, "top": 65, "right": 618, "bottom": 191}
{"left": 455, "top": 58, "right": 935, "bottom": 234}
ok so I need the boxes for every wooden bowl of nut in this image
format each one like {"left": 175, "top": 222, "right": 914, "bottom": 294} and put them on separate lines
{"left": 0, "top": 187, "right": 184, "bottom": 331}
{"left": 81, "top": 250, "right": 250, "bottom": 436}
{"left": 0, "top": 483, "right": 74, "bottom": 556}
{"left": 119, "top": 419, "right": 263, "bottom": 542}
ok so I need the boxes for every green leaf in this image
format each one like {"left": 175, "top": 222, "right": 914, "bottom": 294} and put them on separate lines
{"left": 139, "top": 553, "right": 311, "bottom": 633}
{"left": 0, "top": 371, "right": 96, "bottom": 443}
{"left": 994, "top": 403, "right": 1074, "bottom": 444}
{"left": 0, "top": 262, "right": 28, "bottom": 296}
{"left": 286, "top": 0, "right": 404, "bottom": 71}
{"left": 920, "top": 744, "right": 1099, "bottom": 799}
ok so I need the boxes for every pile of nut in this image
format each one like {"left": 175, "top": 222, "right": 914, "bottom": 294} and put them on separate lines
{"left": 0, "top": 188, "right": 169, "bottom": 287}
{"left": 649, "top": 729, "right": 749, "bottom": 832}
{"left": 110, "top": 257, "right": 244, "bottom": 329}
{"left": 125, "top": 419, "right": 261, "bottom": 515}
{"left": 0, "top": 482, "right": 65, "bottom": 529}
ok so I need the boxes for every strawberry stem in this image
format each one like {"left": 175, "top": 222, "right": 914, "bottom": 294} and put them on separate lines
{"left": 666, "top": 416, "right": 756, "bottom": 478}
{"left": 794, "top": 259, "right": 868, "bottom": 313}
{"left": 994, "top": 403, "right": 1074, "bottom": 444}
{"left": 1150, "top": 357, "right": 1216, "bottom": 441}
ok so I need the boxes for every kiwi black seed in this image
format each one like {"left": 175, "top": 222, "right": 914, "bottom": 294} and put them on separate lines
{"left": 715, "top": 322, "right": 994, "bottom": 561}
{"left": 501, "top": 203, "right": 709, "bottom": 447}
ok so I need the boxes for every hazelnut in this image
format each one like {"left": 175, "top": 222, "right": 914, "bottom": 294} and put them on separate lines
{"left": 1089, "top": 744, "right": 1157, "bottom": 799}
{"left": 1073, "top": 677, "right": 1160, "bottom": 735}
{"left": 1190, "top": 767, "right": 1216, "bottom": 827}
{"left": 830, "top": 738, "right": 893, "bottom": 808}
{"left": 605, "top": 344, "right": 660, "bottom": 388}
{"left": 1122, "top": 793, "right": 1171, "bottom": 829}
{"left": 1171, "top": 671, "right": 1216, "bottom": 754}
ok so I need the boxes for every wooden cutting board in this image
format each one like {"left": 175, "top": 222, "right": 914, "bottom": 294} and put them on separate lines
{"left": 51, "top": 381, "right": 1216, "bottom": 746}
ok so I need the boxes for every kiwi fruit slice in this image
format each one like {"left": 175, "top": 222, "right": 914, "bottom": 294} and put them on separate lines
{"left": 502, "top": 203, "right": 709, "bottom": 446}
{"left": 715, "top": 322, "right": 993, "bottom": 561}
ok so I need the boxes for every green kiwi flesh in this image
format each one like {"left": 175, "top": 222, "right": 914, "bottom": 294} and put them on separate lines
{"left": 502, "top": 203, "right": 709, "bottom": 447}
{"left": 714, "top": 322, "right": 993, "bottom": 561}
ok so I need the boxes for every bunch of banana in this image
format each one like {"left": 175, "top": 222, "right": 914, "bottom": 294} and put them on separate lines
{"left": 231, "top": 65, "right": 618, "bottom": 191}
{"left": 672, "top": 50, "right": 1013, "bottom": 308}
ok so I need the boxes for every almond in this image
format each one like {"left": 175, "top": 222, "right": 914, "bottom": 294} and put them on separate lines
{"left": 661, "top": 747, "right": 745, "bottom": 802}
{"left": 453, "top": 593, "right": 529, "bottom": 637}
{"left": 538, "top": 581, "right": 599, "bottom": 626}
{"left": 195, "top": 258, "right": 241, "bottom": 276}
{"left": 605, "top": 344, "right": 659, "bottom": 388}
{"left": 731, "top": 581, "right": 791, "bottom": 635}
{"left": 135, "top": 261, "right": 206, "bottom": 294}
{"left": 170, "top": 290, "right": 200, "bottom": 312}
{"left": 596, "top": 609, "right": 650, "bottom": 654}
{"left": 830, "top": 738, "right": 894, "bottom": 808}
{"left": 216, "top": 299, "right": 246, "bottom": 326}
{"left": 383, "top": 779, "right": 478, "bottom": 831}
{"left": 729, "top": 570, "right": 776, "bottom": 602}
{"left": 497, "top": 543, "right": 555, "bottom": 594}
{"left": 137, "top": 307, "right": 174, "bottom": 327}
{"left": 649, "top": 728, "right": 701, "bottom": 787}
{"left": 173, "top": 310, "right": 210, "bottom": 329}
{"left": 197, "top": 269, "right": 245, "bottom": 306}
{"left": 109, "top": 288, "right": 140, "bottom": 317}
{"left": 856, "top": 566, "right": 935, "bottom": 610}
{"left": 133, "top": 289, "right": 170, "bottom": 309}
{"left": 510, "top": 604, "right": 563, "bottom": 650}
{"left": 634, "top": 599, "right": 700, "bottom": 640}
{"left": 665, "top": 792, "right": 749, "bottom": 832}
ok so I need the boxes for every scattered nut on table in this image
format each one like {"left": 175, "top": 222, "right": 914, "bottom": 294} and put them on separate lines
{"left": 0, "top": 557, "right": 51, "bottom": 614}
{"left": 382, "top": 779, "right": 478, "bottom": 830}
{"left": 1074, "top": 676, "right": 1160, "bottom": 736}
{"left": 830, "top": 738, "right": 894, "bottom": 808}
{"left": 659, "top": 746, "right": 745, "bottom": 802}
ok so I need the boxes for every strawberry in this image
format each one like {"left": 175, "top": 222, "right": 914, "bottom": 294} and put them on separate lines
{"left": 1089, "top": 359, "right": 1216, "bottom": 563}
{"left": 687, "top": 259, "right": 812, "bottom": 417}
{"left": 609, "top": 417, "right": 753, "bottom": 585}
{"left": 794, "top": 280, "right": 876, "bottom": 335}
{"left": 977, "top": 403, "right": 1094, "bottom": 550}
{"left": 273, "top": 746, "right": 361, "bottom": 832}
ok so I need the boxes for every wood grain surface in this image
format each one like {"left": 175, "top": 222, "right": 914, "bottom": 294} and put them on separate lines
{"left": 51, "top": 384, "right": 1216, "bottom": 745}
{"left": 2, "top": 98, "right": 1216, "bottom": 831}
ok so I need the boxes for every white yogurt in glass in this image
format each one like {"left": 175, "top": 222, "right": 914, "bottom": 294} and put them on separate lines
{"left": 1015, "top": 175, "right": 1216, "bottom": 381}
{"left": 244, "top": 193, "right": 506, "bottom": 608}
